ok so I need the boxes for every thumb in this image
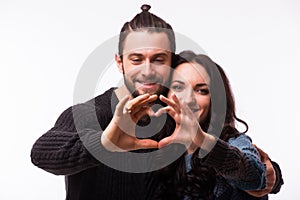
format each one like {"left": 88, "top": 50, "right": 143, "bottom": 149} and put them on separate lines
{"left": 158, "top": 136, "right": 173, "bottom": 149}
{"left": 135, "top": 139, "right": 158, "bottom": 150}
{"left": 116, "top": 95, "right": 130, "bottom": 114}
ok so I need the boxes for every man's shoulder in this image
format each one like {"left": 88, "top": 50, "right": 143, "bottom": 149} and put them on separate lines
{"left": 86, "top": 87, "right": 117, "bottom": 104}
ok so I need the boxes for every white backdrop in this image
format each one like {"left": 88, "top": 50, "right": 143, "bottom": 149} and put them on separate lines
{"left": 1, "top": 0, "right": 299, "bottom": 199}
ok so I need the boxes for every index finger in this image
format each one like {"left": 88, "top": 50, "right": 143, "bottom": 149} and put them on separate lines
{"left": 127, "top": 94, "right": 157, "bottom": 110}
{"left": 159, "top": 94, "right": 181, "bottom": 114}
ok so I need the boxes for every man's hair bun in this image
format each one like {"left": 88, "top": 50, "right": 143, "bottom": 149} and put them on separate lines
{"left": 141, "top": 4, "right": 151, "bottom": 12}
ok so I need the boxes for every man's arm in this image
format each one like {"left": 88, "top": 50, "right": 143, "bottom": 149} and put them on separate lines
{"left": 201, "top": 134, "right": 266, "bottom": 191}
{"left": 246, "top": 145, "right": 284, "bottom": 197}
{"left": 31, "top": 103, "right": 105, "bottom": 175}
{"left": 156, "top": 95, "right": 266, "bottom": 190}
{"left": 31, "top": 90, "right": 159, "bottom": 175}
{"left": 270, "top": 160, "right": 284, "bottom": 193}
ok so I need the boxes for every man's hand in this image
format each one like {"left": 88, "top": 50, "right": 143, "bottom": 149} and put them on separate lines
{"left": 246, "top": 145, "right": 276, "bottom": 197}
{"left": 101, "top": 94, "right": 158, "bottom": 152}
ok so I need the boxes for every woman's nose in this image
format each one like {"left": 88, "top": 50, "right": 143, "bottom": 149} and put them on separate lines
{"left": 182, "top": 88, "right": 196, "bottom": 105}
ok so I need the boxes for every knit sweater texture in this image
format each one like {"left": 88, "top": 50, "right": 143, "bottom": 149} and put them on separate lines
{"left": 31, "top": 88, "right": 283, "bottom": 200}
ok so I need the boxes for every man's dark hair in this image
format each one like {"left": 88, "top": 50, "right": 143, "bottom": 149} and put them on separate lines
{"left": 118, "top": 4, "right": 176, "bottom": 57}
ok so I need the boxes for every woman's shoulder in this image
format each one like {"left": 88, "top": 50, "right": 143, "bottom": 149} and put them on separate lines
{"left": 228, "top": 133, "right": 253, "bottom": 146}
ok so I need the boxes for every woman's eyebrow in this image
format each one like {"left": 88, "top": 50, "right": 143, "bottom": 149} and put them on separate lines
{"left": 195, "top": 83, "right": 208, "bottom": 87}
{"left": 171, "top": 80, "right": 185, "bottom": 85}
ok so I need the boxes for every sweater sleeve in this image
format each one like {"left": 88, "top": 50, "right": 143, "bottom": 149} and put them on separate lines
{"left": 200, "top": 134, "right": 266, "bottom": 190}
{"left": 270, "top": 159, "right": 284, "bottom": 194}
{"left": 30, "top": 102, "right": 111, "bottom": 176}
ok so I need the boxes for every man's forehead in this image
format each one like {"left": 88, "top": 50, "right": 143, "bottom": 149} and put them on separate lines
{"left": 122, "top": 31, "right": 172, "bottom": 55}
{"left": 122, "top": 47, "right": 171, "bottom": 57}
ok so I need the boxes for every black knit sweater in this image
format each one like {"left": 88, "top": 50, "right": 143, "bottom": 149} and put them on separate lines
{"left": 31, "top": 88, "right": 283, "bottom": 200}
{"left": 32, "top": 88, "right": 164, "bottom": 199}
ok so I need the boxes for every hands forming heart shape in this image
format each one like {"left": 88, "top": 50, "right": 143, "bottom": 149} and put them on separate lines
{"left": 101, "top": 93, "right": 211, "bottom": 153}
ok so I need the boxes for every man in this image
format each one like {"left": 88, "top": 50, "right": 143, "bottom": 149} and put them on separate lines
{"left": 31, "top": 4, "right": 282, "bottom": 199}
{"left": 31, "top": 4, "right": 177, "bottom": 199}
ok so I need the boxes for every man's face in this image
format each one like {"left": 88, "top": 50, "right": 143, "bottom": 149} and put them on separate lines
{"left": 116, "top": 31, "right": 172, "bottom": 97}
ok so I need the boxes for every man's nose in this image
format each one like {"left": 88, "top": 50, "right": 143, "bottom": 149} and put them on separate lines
{"left": 141, "top": 60, "right": 154, "bottom": 77}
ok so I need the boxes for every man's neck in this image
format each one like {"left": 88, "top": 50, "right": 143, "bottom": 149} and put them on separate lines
{"left": 114, "top": 84, "right": 131, "bottom": 101}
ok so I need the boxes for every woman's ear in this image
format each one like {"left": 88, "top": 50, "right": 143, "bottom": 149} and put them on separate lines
{"left": 115, "top": 54, "right": 123, "bottom": 74}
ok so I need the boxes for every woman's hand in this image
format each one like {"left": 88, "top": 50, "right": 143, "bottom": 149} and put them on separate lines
{"left": 155, "top": 93, "right": 206, "bottom": 152}
{"left": 101, "top": 94, "right": 158, "bottom": 152}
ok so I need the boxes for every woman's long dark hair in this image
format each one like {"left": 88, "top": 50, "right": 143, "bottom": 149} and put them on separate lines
{"left": 155, "top": 51, "right": 249, "bottom": 199}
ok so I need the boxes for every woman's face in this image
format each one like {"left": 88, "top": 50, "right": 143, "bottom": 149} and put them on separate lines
{"left": 169, "top": 62, "right": 211, "bottom": 124}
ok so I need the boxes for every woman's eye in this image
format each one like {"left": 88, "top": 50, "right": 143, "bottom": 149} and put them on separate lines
{"left": 171, "top": 85, "right": 183, "bottom": 91}
{"left": 196, "top": 89, "right": 209, "bottom": 95}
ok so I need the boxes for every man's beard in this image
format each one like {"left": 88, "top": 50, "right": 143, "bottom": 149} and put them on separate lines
{"left": 123, "top": 75, "right": 170, "bottom": 128}
{"left": 123, "top": 74, "right": 170, "bottom": 99}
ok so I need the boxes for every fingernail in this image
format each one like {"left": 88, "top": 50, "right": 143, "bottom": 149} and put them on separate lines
{"left": 125, "top": 107, "right": 132, "bottom": 114}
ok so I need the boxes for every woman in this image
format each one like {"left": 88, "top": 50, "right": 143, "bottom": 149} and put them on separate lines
{"left": 154, "top": 51, "right": 281, "bottom": 199}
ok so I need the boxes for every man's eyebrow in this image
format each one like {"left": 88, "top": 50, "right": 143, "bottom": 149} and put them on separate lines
{"left": 152, "top": 53, "right": 169, "bottom": 57}
{"left": 127, "top": 53, "right": 143, "bottom": 57}
{"left": 126, "top": 52, "right": 169, "bottom": 57}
